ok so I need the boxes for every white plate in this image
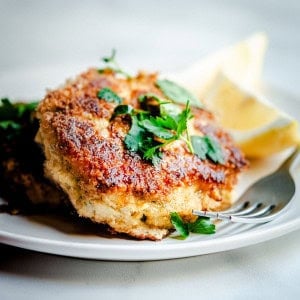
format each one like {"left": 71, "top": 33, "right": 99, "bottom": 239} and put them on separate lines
{"left": 0, "top": 67, "right": 300, "bottom": 261}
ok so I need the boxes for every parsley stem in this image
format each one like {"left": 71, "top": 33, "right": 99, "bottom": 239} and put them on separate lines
{"left": 180, "top": 115, "right": 194, "bottom": 154}
{"left": 186, "top": 123, "right": 194, "bottom": 153}
{"left": 109, "top": 56, "right": 131, "bottom": 79}
{"left": 115, "top": 68, "right": 131, "bottom": 79}
{"left": 102, "top": 49, "right": 131, "bottom": 79}
{"left": 182, "top": 136, "right": 194, "bottom": 154}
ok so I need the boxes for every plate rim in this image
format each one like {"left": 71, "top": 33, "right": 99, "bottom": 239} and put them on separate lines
{"left": 1, "top": 213, "right": 300, "bottom": 261}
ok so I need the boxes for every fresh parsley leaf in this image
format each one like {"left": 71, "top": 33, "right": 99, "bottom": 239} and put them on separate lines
{"left": 139, "top": 101, "right": 193, "bottom": 162}
{"left": 143, "top": 144, "right": 161, "bottom": 160}
{"left": 141, "top": 138, "right": 163, "bottom": 165}
{"left": 138, "top": 93, "right": 170, "bottom": 116}
{"left": 112, "top": 104, "right": 134, "bottom": 118}
{"left": 149, "top": 115, "right": 177, "bottom": 131}
{"left": 99, "top": 49, "right": 131, "bottom": 78}
{"left": 112, "top": 99, "right": 224, "bottom": 165}
{"left": 139, "top": 118, "right": 175, "bottom": 140}
{"left": 156, "top": 79, "right": 202, "bottom": 108}
{"left": 170, "top": 212, "right": 216, "bottom": 239}
{"left": 170, "top": 212, "right": 189, "bottom": 239}
{"left": 205, "top": 136, "right": 225, "bottom": 164}
{"left": 114, "top": 99, "right": 195, "bottom": 164}
{"left": 124, "top": 116, "right": 145, "bottom": 152}
{"left": 160, "top": 102, "right": 182, "bottom": 119}
{"left": 188, "top": 216, "right": 216, "bottom": 234}
{"left": 190, "top": 136, "right": 209, "bottom": 160}
{"left": 124, "top": 113, "right": 165, "bottom": 165}
{"left": 191, "top": 135, "right": 224, "bottom": 164}
{"left": 138, "top": 93, "right": 166, "bottom": 104}
{"left": 146, "top": 150, "right": 162, "bottom": 166}
{"left": 97, "top": 87, "right": 122, "bottom": 104}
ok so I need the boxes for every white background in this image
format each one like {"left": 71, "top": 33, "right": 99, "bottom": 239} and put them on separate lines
{"left": 0, "top": 1, "right": 300, "bottom": 299}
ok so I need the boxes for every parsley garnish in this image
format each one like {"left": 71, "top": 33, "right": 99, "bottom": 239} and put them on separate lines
{"left": 97, "top": 87, "right": 122, "bottom": 104}
{"left": 156, "top": 79, "right": 202, "bottom": 108}
{"left": 113, "top": 94, "right": 224, "bottom": 165}
{"left": 113, "top": 98, "right": 194, "bottom": 164}
{"left": 191, "top": 135, "right": 225, "bottom": 164}
{"left": 0, "top": 98, "right": 38, "bottom": 139}
{"left": 112, "top": 104, "right": 133, "bottom": 118}
{"left": 99, "top": 49, "right": 131, "bottom": 78}
{"left": 170, "top": 212, "right": 215, "bottom": 239}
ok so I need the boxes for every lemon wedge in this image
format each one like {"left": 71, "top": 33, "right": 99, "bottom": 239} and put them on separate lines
{"left": 169, "top": 32, "right": 268, "bottom": 100}
{"left": 203, "top": 73, "right": 300, "bottom": 158}
{"left": 168, "top": 32, "right": 299, "bottom": 157}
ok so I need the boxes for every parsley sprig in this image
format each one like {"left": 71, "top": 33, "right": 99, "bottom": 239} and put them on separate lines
{"left": 97, "top": 87, "right": 122, "bottom": 104}
{"left": 191, "top": 135, "right": 225, "bottom": 164}
{"left": 99, "top": 49, "right": 131, "bottom": 78}
{"left": 113, "top": 94, "right": 224, "bottom": 165}
{"left": 170, "top": 212, "right": 215, "bottom": 239}
{"left": 113, "top": 95, "right": 194, "bottom": 164}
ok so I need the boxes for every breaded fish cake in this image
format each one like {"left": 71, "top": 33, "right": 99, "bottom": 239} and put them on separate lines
{"left": 36, "top": 69, "right": 247, "bottom": 240}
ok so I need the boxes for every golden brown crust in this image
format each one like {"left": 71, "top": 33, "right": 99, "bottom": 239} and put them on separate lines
{"left": 38, "top": 69, "right": 246, "bottom": 196}
{"left": 36, "top": 68, "right": 247, "bottom": 240}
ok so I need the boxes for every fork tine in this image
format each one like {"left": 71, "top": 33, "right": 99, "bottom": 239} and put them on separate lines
{"left": 193, "top": 205, "right": 279, "bottom": 224}
{"left": 222, "top": 201, "right": 250, "bottom": 213}
{"left": 240, "top": 204, "right": 276, "bottom": 218}
{"left": 199, "top": 203, "right": 265, "bottom": 219}
{"left": 229, "top": 203, "right": 262, "bottom": 216}
{"left": 193, "top": 147, "right": 299, "bottom": 225}
{"left": 230, "top": 213, "right": 279, "bottom": 224}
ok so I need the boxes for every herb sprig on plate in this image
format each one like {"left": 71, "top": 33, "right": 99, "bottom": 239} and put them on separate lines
{"left": 170, "top": 212, "right": 216, "bottom": 239}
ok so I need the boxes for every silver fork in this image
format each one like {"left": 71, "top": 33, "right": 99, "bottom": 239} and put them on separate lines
{"left": 193, "top": 147, "right": 300, "bottom": 224}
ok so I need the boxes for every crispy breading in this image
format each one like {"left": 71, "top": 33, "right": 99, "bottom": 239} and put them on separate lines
{"left": 36, "top": 69, "right": 247, "bottom": 240}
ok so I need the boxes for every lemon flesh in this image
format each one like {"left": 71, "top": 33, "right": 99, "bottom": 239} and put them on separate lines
{"left": 204, "top": 74, "right": 300, "bottom": 158}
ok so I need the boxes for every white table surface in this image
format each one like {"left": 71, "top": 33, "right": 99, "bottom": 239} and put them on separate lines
{"left": 0, "top": 1, "right": 300, "bottom": 299}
